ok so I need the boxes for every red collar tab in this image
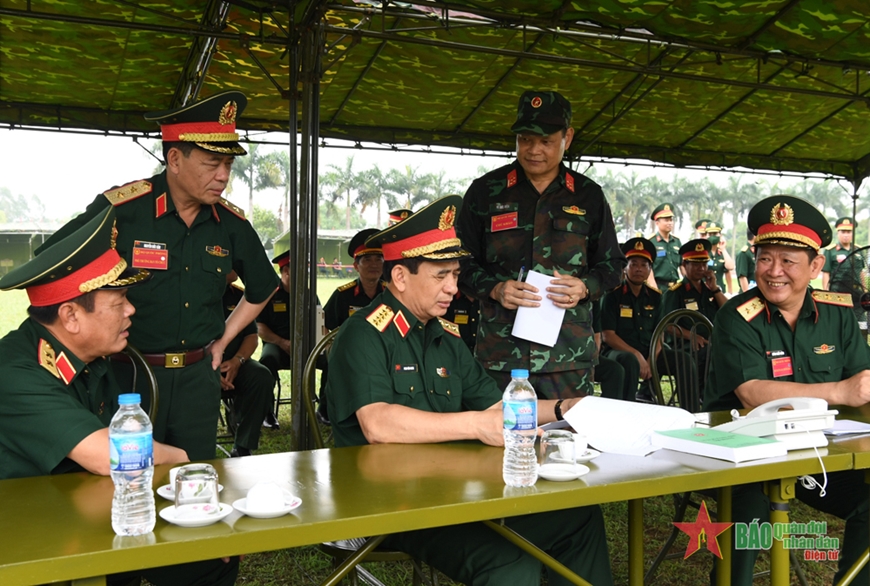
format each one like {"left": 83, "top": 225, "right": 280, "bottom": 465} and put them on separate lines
{"left": 393, "top": 310, "right": 411, "bottom": 338}
{"left": 565, "top": 172, "right": 575, "bottom": 193}
{"left": 506, "top": 169, "right": 518, "bottom": 188}
{"left": 55, "top": 351, "right": 77, "bottom": 385}
{"left": 155, "top": 193, "right": 168, "bottom": 218}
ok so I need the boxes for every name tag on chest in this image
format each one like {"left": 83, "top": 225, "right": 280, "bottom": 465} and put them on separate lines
{"left": 273, "top": 302, "right": 287, "bottom": 312}
{"left": 620, "top": 306, "right": 633, "bottom": 318}
{"left": 132, "top": 240, "right": 168, "bottom": 270}
{"left": 685, "top": 300, "right": 699, "bottom": 311}
{"left": 491, "top": 212, "right": 518, "bottom": 232}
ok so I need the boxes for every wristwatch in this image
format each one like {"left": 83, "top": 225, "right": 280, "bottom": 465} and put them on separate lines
{"left": 554, "top": 399, "right": 565, "bottom": 421}
{"left": 235, "top": 355, "right": 247, "bottom": 365}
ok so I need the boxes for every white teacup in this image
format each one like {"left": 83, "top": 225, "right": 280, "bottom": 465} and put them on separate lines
{"left": 573, "top": 434, "right": 588, "bottom": 457}
{"left": 246, "top": 482, "right": 285, "bottom": 513}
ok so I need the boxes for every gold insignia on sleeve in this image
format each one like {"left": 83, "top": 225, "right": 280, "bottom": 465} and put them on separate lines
{"left": 770, "top": 203, "right": 794, "bottom": 226}
{"left": 438, "top": 205, "right": 456, "bottom": 231}
{"left": 438, "top": 317, "right": 461, "bottom": 337}
{"left": 217, "top": 198, "right": 246, "bottom": 220}
{"left": 103, "top": 180, "right": 153, "bottom": 206}
{"left": 736, "top": 297, "right": 765, "bottom": 322}
{"left": 366, "top": 304, "right": 394, "bottom": 332}
{"left": 37, "top": 339, "right": 60, "bottom": 379}
{"left": 811, "top": 290, "right": 853, "bottom": 307}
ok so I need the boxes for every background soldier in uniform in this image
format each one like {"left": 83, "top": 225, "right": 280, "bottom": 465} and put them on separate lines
{"left": 0, "top": 208, "right": 239, "bottom": 585}
{"left": 457, "top": 90, "right": 624, "bottom": 399}
{"left": 327, "top": 196, "right": 614, "bottom": 586}
{"left": 36, "top": 92, "right": 279, "bottom": 460}
{"left": 735, "top": 229, "right": 756, "bottom": 292}
{"left": 706, "top": 196, "right": 869, "bottom": 585}
{"left": 661, "top": 239, "right": 727, "bottom": 325}
{"left": 323, "top": 229, "right": 385, "bottom": 331}
{"left": 647, "top": 203, "right": 681, "bottom": 290}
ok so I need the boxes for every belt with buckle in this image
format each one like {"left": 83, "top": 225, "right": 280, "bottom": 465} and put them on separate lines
{"left": 111, "top": 343, "right": 213, "bottom": 369}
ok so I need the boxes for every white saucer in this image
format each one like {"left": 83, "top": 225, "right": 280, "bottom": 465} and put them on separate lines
{"left": 232, "top": 492, "right": 303, "bottom": 519}
{"left": 538, "top": 463, "right": 590, "bottom": 482}
{"left": 158, "top": 503, "right": 233, "bottom": 527}
{"left": 576, "top": 449, "right": 601, "bottom": 463}
{"left": 156, "top": 484, "right": 224, "bottom": 501}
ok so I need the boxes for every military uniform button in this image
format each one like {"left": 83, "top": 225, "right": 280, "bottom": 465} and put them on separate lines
{"left": 181, "top": 340, "right": 186, "bottom": 345}
{"left": 184, "top": 302, "right": 189, "bottom": 308}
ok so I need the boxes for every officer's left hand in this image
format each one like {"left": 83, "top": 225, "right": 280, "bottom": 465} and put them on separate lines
{"left": 219, "top": 359, "right": 241, "bottom": 390}
{"left": 548, "top": 270, "right": 587, "bottom": 308}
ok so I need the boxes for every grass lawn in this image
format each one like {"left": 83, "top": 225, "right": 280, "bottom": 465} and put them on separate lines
{"left": 1, "top": 284, "right": 844, "bottom": 585}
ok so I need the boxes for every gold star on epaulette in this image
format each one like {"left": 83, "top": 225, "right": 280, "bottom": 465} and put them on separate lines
{"left": 103, "top": 180, "right": 153, "bottom": 206}
{"left": 217, "top": 198, "right": 246, "bottom": 220}
{"left": 337, "top": 280, "right": 356, "bottom": 292}
{"left": 736, "top": 297, "right": 765, "bottom": 322}
{"left": 812, "top": 290, "right": 853, "bottom": 307}
{"left": 366, "top": 303, "right": 394, "bottom": 332}
{"left": 438, "top": 317, "right": 461, "bottom": 338}
{"left": 37, "top": 339, "right": 60, "bottom": 379}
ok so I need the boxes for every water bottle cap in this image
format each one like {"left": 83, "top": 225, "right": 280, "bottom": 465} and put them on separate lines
{"left": 118, "top": 393, "right": 141, "bottom": 405}
{"left": 510, "top": 369, "right": 529, "bottom": 379}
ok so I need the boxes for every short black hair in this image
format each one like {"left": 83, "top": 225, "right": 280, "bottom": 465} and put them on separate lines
{"left": 161, "top": 141, "right": 196, "bottom": 163}
{"left": 382, "top": 258, "right": 423, "bottom": 282}
{"left": 27, "top": 291, "right": 98, "bottom": 325}
{"left": 746, "top": 229, "right": 754, "bottom": 240}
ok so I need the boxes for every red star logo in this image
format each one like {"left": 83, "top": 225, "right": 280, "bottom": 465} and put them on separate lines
{"left": 673, "top": 500, "right": 733, "bottom": 559}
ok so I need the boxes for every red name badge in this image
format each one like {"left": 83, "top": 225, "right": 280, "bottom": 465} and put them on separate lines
{"left": 771, "top": 356, "right": 793, "bottom": 378}
{"left": 491, "top": 212, "right": 518, "bottom": 232}
{"left": 132, "top": 241, "right": 168, "bottom": 270}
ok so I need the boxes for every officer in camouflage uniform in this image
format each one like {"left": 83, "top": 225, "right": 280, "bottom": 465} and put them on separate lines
{"left": 0, "top": 208, "right": 240, "bottom": 585}
{"left": 36, "top": 92, "right": 280, "bottom": 461}
{"left": 735, "top": 229, "right": 756, "bottom": 292}
{"left": 327, "top": 196, "right": 614, "bottom": 586}
{"left": 647, "top": 203, "right": 681, "bottom": 291}
{"left": 456, "top": 90, "right": 625, "bottom": 399}
{"left": 706, "top": 196, "right": 869, "bottom": 585}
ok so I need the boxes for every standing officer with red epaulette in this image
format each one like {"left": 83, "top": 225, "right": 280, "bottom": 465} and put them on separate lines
{"left": 456, "top": 90, "right": 625, "bottom": 399}
{"left": 36, "top": 91, "right": 280, "bottom": 460}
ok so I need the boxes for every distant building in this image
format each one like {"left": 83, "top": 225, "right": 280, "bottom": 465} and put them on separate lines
{"left": 0, "top": 222, "right": 63, "bottom": 277}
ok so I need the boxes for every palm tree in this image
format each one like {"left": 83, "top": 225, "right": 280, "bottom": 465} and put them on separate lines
{"left": 386, "top": 165, "right": 434, "bottom": 210}
{"left": 232, "top": 143, "right": 272, "bottom": 217}
{"left": 320, "top": 156, "right": 362, "bottom": 230}
{"left": 357, "top": 165, "right": 399, "bottom": 228}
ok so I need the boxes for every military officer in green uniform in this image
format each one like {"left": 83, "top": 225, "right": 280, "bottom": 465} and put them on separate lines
{"left": 0, "top": 208, "right": 239, "bottom": 585}
{"left": 456, "top": 90, "right": 625, "bottom": 399}
{"left": 694, "top": 218, "right": 711, "bottom": 239}
{"left": 661, "top": 239, "right": 727, "bottom": 325}
{"left": 257, "top": 250, "right": 292, "bottom": 381}
{"left": 220, "top": 277, "right": 275, "bottom": 456}
{"left": 822, "top": 217, "right": 867, "bottom": 326}
{"left": 706, "top": 196, "right": 869, "bottom": 585}
{"left": 323, "top": 229, "right": 385, "bottom": 331}
{"left": 444, "top": 291, "right": 480, "bottom": 352}
{"left": 705, "top": 222, "right": 735, "bottom": 293}
{"left": 647, "top": 203, "right": 682, "bottom": 290}
{"left": 327, "top": 196, "right": 614, "bottom": 586}
{"left": 36, "top": 92, "right": 280, "bottom": 460}
{"left": 735, "top": 229, "right": 756, "bottom": 292}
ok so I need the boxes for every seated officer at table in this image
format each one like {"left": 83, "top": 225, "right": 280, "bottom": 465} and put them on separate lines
{"left": 0, "top": 208, "right": 239, "bottom": 585}
{"left": 326, "top": 196, "right": 614, "bottom": 586}
{"left": 706, "top": 195, "right": 870, "bottom": 584}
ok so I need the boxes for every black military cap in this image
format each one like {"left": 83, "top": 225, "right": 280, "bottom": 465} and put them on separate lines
{"left": 835, "top": 217, "right": 855, "bottom": 231}
{"left": 748, "top": 195, "right": 831, "bottom": 251}
{"left": 388, "top": 209, "right": 412, "bottom": 226}
{"left": 348, "top": 229, "right": 382, "bottom": 258}
{"left": 271, "top": 250, "right": 290, "bottom": 269}
{"left": 145, "top": 91, "right": 248, "bottom": 156}
{"left": 367, "top": 196, "right": 469, "bottom": 262}
{"left": 510, "top": 91, "right": 572, "bottom": 135}
{"left": 0, "top": 208, "right": 150, "bottom": 306}
{"left": 621, "top": 238, "right": 655, "bottom": 263}
{"left": 651, "top": 203, "right": 675, "bottom": 221}
{"left": 679, "top": 239, "right": 712, "bottom": 263}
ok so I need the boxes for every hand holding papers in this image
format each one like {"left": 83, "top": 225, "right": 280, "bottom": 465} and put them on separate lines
{"left": 511, "top": 270, "right": 566, "bottom": 347}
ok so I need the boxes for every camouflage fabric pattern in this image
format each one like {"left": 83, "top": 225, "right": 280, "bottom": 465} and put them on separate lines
{"left": 510, "top": 91, "right": 571, "bottom": 135}
{"left": 486, "top": 369, "right": 593, "bottom": 401}
{"left": 456, "top": 161, "right": 625, "bottom": 380}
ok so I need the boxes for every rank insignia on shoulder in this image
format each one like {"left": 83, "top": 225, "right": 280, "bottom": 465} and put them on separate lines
{"left": 217, "top": 198, "right": 246, "bottom": 220}
{"left": 438, "top": 317, "right": 461, "bottom": 337}
{"left": 668, "top": 282, "right": 681, "bottom": 291}
{"left": 366, "top": 304, "right": 394, "bottom": 332}
{"left": 813, "top": 344, "right": 835, "bottom": 355}
{"left": 206, "top": 245, "right": 230, "bottom": 257}
{"left": 562, "top": 205, "right": 585, "bottom": 216}
{"left": 648, "top": 285, "right": 661, "bottom": 294}
{"left": 38, "top": 339, "right": 59, "bottom": 379}
{"left": 103, "top": 180, "right": 153, "bottom": 206}
{"left": 337, "top": 280, "right": 356, "bottom": 292}
{"left": 737, "top": 297, "right": 765, "bottom": 322}
{"left": 812, "top": 290, "right": 853, "bottom": 307}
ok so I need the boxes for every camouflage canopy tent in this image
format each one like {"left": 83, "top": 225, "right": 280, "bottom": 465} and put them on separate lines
{"left": 3, "top": 0, "right": 870, "bottom": 446}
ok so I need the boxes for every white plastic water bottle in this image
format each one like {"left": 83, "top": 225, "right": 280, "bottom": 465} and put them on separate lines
{"left": 502, "top": 369, "right": 538, "bottom": 487}
{"left": 109, "top": 393, "right": 155, "bottom": 536}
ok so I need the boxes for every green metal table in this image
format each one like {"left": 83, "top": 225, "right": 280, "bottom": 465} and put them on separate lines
{"left": 0, "top": 438, "right": 856, "bottom": 586}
